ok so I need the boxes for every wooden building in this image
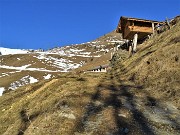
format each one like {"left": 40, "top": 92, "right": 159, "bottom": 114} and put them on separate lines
{"left": 87, "top": 64, "right": 109, "bottom": 72}
{"left": 116, "top": 16, "right": 163, "bottom": 53}
{"left": 116, "top": 16, "right": 163, "bottom": 40}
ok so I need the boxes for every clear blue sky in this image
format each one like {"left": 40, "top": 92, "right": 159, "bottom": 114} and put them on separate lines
{"left": 0, "top": 0, "right": 179, "bottom": 50}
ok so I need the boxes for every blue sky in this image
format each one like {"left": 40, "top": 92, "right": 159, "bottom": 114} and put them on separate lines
{"left": 0, "top": 0, "right": 179, "bottom": 50}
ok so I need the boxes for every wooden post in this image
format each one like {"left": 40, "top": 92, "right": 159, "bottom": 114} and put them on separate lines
{"left": 133, "top": 33, "right": 138, "bottom": 53}
{"left": 152, "top": 22, "right": 155, "bottom": 34}
{"left": 126, "top": 40, "right": 129, "bottom": 50}
{"left": 166, "top": 17, "right": 171, "bottom": 29}
{"left": 129, "top": 45, "right": 132, "bottom": 56}
{"left": 111, "top": 52, "right": 114, "bottom": 59}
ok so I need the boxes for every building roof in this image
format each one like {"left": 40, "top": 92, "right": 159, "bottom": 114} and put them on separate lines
{"left": 116, "top": 16, "right": 163, "bottom": 33}
{"left": 121, "top": 16, "right": 163, "bottom": 23}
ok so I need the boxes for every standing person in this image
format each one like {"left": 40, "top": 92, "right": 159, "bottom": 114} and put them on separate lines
{"left": 99, "top": 65, "right": 102, "bottom": 71}
{"left": 156, "top": 23, "right": 161, "bottom": 34}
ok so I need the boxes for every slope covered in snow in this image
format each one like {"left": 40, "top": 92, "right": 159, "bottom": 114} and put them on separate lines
{"left": 0, "top": 47, "right": 28, "bottom": 55}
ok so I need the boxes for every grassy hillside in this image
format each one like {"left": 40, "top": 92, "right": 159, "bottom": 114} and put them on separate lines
{"left": 113, "top": 19, "right": 180, "bottom": 108}
{"left": 0, "top": 18, "right": 179, "bottom": 135}
{"left": 0, "top": 73, "right": 107, "bottom": 135}
{"left": 0, "top": 30, "right": 124, "bottom": 92}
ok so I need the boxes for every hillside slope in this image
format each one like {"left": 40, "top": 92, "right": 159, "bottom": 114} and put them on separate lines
{"left": 113, "top": 19, "right": 180, "bottom": 107}
{"left": 0, "top": 19, "right": 179, "bottom": 135}
{"left": 0, "top": 31, "right": 124, "bottom": 93}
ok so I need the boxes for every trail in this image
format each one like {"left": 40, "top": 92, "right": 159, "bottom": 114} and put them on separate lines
{"left": 74, "top": 72, "right": 180, "bottom": 135}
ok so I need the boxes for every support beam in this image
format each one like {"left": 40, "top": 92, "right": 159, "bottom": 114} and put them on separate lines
{"left": 111, "top": 52, "right": 114, "bottom": 59}
{"left": 133, "top": 33, "right": 138, "bottom": 53}
{"left": 152, "top": 22, "right": 155, "bottom": 34}
{"left": 129, "top": 45, "right": 132, "bottom": 56}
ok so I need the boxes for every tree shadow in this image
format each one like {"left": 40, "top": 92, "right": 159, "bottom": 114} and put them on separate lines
{"left": 18, "top": 109, "right": 39, "bottom": 135}
{"left": 74, "top": 73, "right": 156, "bottom": 134}
{"left": 145, "top": 96, "right": 180, "bottom": 132}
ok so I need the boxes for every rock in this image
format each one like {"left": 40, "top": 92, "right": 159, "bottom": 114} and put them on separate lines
{"left": 2, "top": 109, "right": 5, "bottom": 111}
{"left": 118, "top": 114, "right": 127, "bottom": 118}
{"left": 123, "top": 128, "right": 129, "bottom": 134}
{"left": 59, "top": 112, "right": 76, "bottom": 119}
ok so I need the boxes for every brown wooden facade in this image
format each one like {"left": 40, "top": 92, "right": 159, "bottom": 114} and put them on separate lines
{"left": 116, "top": 16, "right": 163, "bottom": 40}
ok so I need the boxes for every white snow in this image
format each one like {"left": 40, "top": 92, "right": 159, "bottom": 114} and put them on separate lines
{"left": 0, "top": 65, "right": 62, "bottom": 72}
{"left": 33, "top": 54, "right": 82, "bottom": 71}
{"left": 46, "top": 46, "right": 94, "bottom": 58}
{"left": 44, "top": 74, "right": 51, "bottom": 79}
{"left": 69, "top": 48, "right": 85, "bottom": 52}
{"left": 29, "top": 76, "right": 38, "bottom": 83}
{"left": 9, "top": 75, "right": 38, "bottom": 90}
{"left": 0, "top": 87, "right": 5, "bottom": 96}
{"left": 91, "top": 41, "right": 98, "bottom": 44}
{"left": 79, "top": 52, "right": 91, "bottom": 55}
{"left": 20, "top": 64, "right": 32, "bottom": 70}
{"left": 0, "top": 47, "right": 28, "bottom": 55}
{"left": 0, "top": 71, "right": 21, "bottom": 78}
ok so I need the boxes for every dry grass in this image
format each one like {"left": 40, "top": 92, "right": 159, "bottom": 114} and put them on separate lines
{"left": 76, "top": 51, "right": 112, "bottom": 71}
{"left": 0, "top": 70, "right": 58, "bottom": 89}
{"left": 0, "top": 72, "right": 104, "bottom": 135}
{"left": 114, "top": 21, "right": 180, "bottom": 107}
{"left": 0, "top": 18, "right": 179, "bottom": 135}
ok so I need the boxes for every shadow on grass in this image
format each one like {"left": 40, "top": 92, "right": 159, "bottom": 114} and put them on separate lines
{"left": 74, "top": 73, "right": 156, "bottom": 135}
{"left": 18, "top": 110, "right": 39, "bottom": 135}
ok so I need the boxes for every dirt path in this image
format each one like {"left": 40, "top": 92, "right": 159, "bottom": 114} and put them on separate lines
{"left": 74, "top": 72, "right": 180, "bottom": 135}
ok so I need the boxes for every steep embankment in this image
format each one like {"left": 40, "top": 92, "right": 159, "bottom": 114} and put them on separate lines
{"left": 113, "top": 18, "right": 180, "bottom": 108}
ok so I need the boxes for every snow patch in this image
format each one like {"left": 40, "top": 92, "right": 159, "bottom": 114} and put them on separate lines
{"left": 29, "top": 76, "right": 38, "bottom": 83}
{"left": 0, "top": 65, "right": 61, "bottom": 72}
{"left": 34, "top": 54, "right": 82, "bottom": 71}
{"left": 44, "top": 74, "right": 52, "bottom": 79}
{"left": 20, "top": 64, "right": 32, "bottom": 70}
{"left": 0, "top": 47, "right": 28, "bottom": 55}
{"left": 0, "top": 71, "right": 21, "bottom": 78}
{"left": 0, "top": 87, "right": 5, "bottom": 96}
{"left": 9, "top": 75, "right": 38, "bottom": 90}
